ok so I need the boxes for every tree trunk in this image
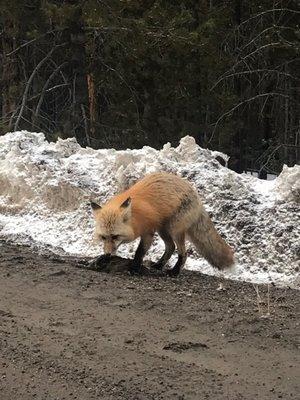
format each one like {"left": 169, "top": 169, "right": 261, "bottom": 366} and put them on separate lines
{"left": 87, "top": 73, "right": 97, "bottom": 138}
{"left": 65, "top": 5, "right": 90, "bottom": 146}
{"left": 1, "top": 17, "right": 19, "bottom": 132}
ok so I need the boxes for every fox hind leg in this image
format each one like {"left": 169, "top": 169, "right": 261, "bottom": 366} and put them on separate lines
{"left": 167, "top": 233, "right": 187, "bottom": 277}
{"left": 151, "top": 230, "right": 175, "bottom": 270}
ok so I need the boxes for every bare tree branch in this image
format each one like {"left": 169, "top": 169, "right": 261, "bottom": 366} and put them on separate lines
{"left": 209, "top": 93, "right": 292, "bottom": 144}
{"left": 5, "top": 30, "right": 63, "bottom": 57}
{"left": 14, "top": 45, "right": 64, "bottom": 131}
{"left": 28, "top": 84, "right": 70, "bottom": 102}
{"left": 44, "top": 83, "right": 70, "bottom": 93}
{"left": 238, "top": 9, "right": 300, "bottom": 29}
{"left": 229, "top": 42, "right": 284, "bottom": 71}
{"left": 211, "top": 69, "right": 300, "bottom": 91}
{"left": 97, "top": 58, "right": 141, "bottom": 127}
{"left": 33, "top": 62, "right": 68, "bottom": 125}
{"left": 240, "top": 25, "right": 295, "bottom": 51}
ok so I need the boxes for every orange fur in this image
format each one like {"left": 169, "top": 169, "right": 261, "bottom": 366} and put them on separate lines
{"left": 107, "top": 174, "right": 192, "bottom": 236}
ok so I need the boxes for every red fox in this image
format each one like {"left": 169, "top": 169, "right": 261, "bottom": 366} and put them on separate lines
{"left": 91, "top": 172, "right": 234, "bottom": 276}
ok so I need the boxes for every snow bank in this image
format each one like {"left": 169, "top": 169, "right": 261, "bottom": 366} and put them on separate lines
{"left": 0, "top": 131, "right": 299, "bottom": 288}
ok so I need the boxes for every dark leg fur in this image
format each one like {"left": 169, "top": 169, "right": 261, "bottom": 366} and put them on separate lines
{"left": 167, "top": 233, "right": 187, "bottom": 277}
{"left": 130, "top": 233, "right": 153, "bottom": 274}
{"left": 167, "top": 254, "right": 187, "bottom": 277}
{"left": 152, "top": 230, "right": 175, "bottom": 270}
{"left": 130, "top": 240, "right": 145, "bottom": 274}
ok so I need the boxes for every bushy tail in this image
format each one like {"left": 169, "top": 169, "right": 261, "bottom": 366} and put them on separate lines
{"left": 188, "top": 211, "right": 234, "bottom": 270}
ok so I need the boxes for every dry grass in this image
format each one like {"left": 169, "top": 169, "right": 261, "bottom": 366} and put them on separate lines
{"left": 253, "top": 283, "right": 271, "bottom": 318}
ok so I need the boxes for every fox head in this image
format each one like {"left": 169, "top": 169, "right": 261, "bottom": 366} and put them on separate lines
{"left": 90, "top": 197, "right": 135, "bottom": 255}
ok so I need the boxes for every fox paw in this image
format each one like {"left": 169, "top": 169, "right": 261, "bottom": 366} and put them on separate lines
{"left": 129, "top": 266, "right": 141, "bottom": 275}
{"left": 149, "top": 261, "right": 164, "bottom": 270}
{"left": 166, "top": 268, "right": 180, "bottom": 277}
{"left": 129, "top": 265, "right": 149, "bottom": 276}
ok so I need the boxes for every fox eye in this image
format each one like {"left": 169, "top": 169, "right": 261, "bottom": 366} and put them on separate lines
{"left": 111, "top": 235, "right": 119, "bottom": 240}
{"left": 100, "top": 235, "right": 106, "bottom": 240}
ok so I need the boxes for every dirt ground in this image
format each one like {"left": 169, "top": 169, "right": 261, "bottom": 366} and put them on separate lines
{"left": 0, "top": 240, "right": 299, "bottom": 400}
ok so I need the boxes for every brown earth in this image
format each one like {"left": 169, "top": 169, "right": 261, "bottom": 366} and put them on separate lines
{"left": 0, "top": 240, "right": 299, "bottom": 400}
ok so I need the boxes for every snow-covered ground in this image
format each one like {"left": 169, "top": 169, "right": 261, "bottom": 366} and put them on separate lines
{"left": 0, "top": 131, "right": 299, "bottom": 288}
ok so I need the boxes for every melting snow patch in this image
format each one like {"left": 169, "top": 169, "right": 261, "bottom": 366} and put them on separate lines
{"left": 0, "top": 131, "right": 299, "bottom": 288}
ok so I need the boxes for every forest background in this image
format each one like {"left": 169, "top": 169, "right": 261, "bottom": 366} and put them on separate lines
{"left": 1, "top": 0, "right": 299, "bottom": 176}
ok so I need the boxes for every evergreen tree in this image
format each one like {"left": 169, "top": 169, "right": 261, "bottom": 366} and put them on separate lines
{"left": 0, "top": 0, "right": 299, "bottom": 173}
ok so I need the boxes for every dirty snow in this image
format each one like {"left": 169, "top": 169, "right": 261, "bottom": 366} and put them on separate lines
{"left": 0, "top": 131, "right": 299, "bottom": 288}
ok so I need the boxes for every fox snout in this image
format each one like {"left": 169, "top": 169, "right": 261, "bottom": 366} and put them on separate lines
{"left": 103, "top": 239, "right": 119, "bottom": 256}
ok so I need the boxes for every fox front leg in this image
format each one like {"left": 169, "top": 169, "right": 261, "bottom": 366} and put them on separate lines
{"left": 130, "top": 233, "right": 154, "bottom": 274}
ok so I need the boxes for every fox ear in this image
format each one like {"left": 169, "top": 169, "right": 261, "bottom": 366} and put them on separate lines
{"left": 120, "top": 197, "right": 131, "bottom": 221}
{"left": 120, "top": 197, "right": 131, "bottom": 209}
{"left": 90, "top": 201, "right": 101, "bottom": 213}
